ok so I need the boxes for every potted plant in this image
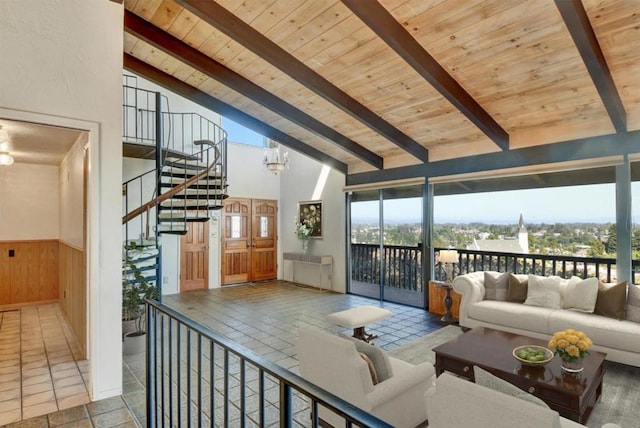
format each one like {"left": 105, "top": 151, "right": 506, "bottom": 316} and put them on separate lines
{"left": 122, "top": 242, "right": 159, "bottom": 355}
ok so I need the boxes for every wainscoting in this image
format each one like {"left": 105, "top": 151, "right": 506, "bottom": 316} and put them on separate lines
{"left": 58, "top": 241, "right": 86, "bottom": 359}
{"left": 0, "top": 240, "right": 59, "bottom": 305}
{"left": 0, "top": 240, "right": 86, "bottom": 360}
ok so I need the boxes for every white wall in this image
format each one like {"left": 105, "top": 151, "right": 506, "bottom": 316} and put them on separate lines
{"left": 280, "top": 150, "right": 347, "bottom": 292}
{"left": 0, "top": 0, "right": 124, "bottom": 400}
{"left": 0, "top": 163, "right": 59, "bottom": 240}
{"left": 59, "top": 134, "right": 87, "bottom": 249}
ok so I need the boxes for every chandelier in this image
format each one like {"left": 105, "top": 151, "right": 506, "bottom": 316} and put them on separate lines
{"left": 263, "top": 140, "right": 289, "bottom": 174}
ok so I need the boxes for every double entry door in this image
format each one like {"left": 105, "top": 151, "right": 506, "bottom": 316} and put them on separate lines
{"left": 221, "top": 198, "right": 277, "bottom": 285}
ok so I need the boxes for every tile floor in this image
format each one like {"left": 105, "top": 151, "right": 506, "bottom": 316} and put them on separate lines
{"left": 122, "top": 281, "right": 443, "bottom": 427}
{"left": 0, "top": 304, "right": 95, "bottom": 426}
{"left": 2, "top": 281, "right": 442, "bottom": 427}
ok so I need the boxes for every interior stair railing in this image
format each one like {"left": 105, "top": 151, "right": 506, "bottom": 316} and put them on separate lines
{"left": 121, "top": 75, "right": 228, "bottom": 296}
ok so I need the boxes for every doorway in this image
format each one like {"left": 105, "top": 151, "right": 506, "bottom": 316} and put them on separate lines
{"left": 221, "top": 198, "right": 277, "bottom": 285}
{"left": 180, "top": 221, "right": 209, "bottom": 291}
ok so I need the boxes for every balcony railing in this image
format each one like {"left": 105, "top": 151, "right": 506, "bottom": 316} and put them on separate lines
{"left": 351, "top": 243, "right": 423, "bottom": 291}
{"left": 145, "top": 299, "right": 391, "bottom": 427}
{"left": 350, "top": 243, "right": 640, "bottom": 291}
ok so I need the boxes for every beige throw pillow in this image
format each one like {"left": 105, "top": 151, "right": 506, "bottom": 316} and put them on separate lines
{"left": 343, "top": 334, "right": 393, "bottom": 382}
{"left": 484, "top": 271, "right": 510, "bottom": 301}
{"left": 563, "top": 277, "right": 599, "bottom": 313}
{"left": 359, "top": 352, "right": 379, "bottom": 385}
{"left": 524, "top": 275, "right": 562, "bottom": 309}
{"left": 626, "top": 284, "right": 640, "bottom": 323}
{"left": 594, "top": 280, "right": 627, "bottom": 319}
{"left": 507, "top": 273, "right": 528, "bottom": 303}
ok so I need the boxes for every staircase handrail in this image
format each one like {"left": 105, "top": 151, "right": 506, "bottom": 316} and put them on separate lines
{"left": 122, "top": 167, "right": 158, "bottom": 188}
{"left": 122, "top": 143, "right": 221, "bottom": 224}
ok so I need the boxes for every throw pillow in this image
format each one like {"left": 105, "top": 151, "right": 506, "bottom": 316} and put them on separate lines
{"left": 473, "top": 366, "right": 549, "bottom": 408}
{"left": 507, "top": 273, "right": 528, "bottom": 303}
{"left": 626, "top": 284, "right": 640, "bottom": 323}
{"left": 563, "top": 277, "right": 599, "bottom": 313}
{"left": 524, "top": 275, "right": 562, "bottom": 309}
{"left": 342, "top": 335, "right": 393, "bottom": 382}
{"left": 484, "top": 271, "right": 510, "bottom": 301}
{"left": 594, "top": 280, "right": 627, "bottom": 319}
{"left": 358, "top": 352, "right": 379, "bottom": 385}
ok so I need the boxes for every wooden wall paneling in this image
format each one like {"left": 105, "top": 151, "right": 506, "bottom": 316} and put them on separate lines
{"left": 0, "top": 243, "right": 10, "bottom": 305}
{"left": 58, "top": 241, "right": 86, "bottom": 359}
{"left": 11, "top": 243, "right": 30, "bottom": 304}
{"left": 26, "top": 242, "right": 40, "bottom": 302}
{"left": 0, "top": 240, "right": 59, "bottom": 307}
{"left": 70, "top": 246, "right": 86, "bottom": 358}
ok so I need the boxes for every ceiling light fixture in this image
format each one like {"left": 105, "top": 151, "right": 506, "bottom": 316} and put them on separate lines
{"left": 0, "top": 128, "right": 8, "bottom": 143}
{"left": 263, "top": 140, "right": 289, "bottom": 175}
{"left": 0, "top": 152, "right": 14, "bottom": 166}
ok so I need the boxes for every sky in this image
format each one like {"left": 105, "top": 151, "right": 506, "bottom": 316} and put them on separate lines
{"left": 222, "top": 117, "right": 265, "bottom": 146}
{"left": 352, "top": 183, "right": 640, "bottom": 225}
{"left": 224, "top": 116, "right": 640, "bottom": 225}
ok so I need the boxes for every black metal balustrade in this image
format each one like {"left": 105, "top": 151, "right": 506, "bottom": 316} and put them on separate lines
{"left": 351, "top": 243, "right": 640, "bottom": 291}
{"left": 351, "top": 243, "right": 423, "bottom": 291}
{"left": 145, "top": 299, "right": 392, "bottom": 428}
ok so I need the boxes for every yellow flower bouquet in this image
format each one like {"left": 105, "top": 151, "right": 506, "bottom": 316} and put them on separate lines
{"left": 548, "top": 328, "right": 592, "bottom": 362}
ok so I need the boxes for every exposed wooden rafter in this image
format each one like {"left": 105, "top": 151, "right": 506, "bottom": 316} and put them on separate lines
{"left": 176, "top": 0, "right": 430, "bottom": 163}
{"left": 124, "top": 11, "right": 381, "bottom": 170}
{"left": 555, "top": 0, "right": 626, "bottom": 133}
{"left": 342, "top": 0, "right": 509, "bottom": 151}
{"left": 123, "top": 54, "right": 348, "bottom": 174}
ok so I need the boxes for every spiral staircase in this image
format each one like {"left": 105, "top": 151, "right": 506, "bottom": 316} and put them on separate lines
{"left": 121, "top": 75, "right": 228, "bottom": 295}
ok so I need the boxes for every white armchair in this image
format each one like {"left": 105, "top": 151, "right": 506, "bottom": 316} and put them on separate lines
{"left": 296, "top": 326, "right": 435, "bottom": 428}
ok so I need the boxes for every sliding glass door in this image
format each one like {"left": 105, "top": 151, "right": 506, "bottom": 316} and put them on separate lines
{"left": 349, "top": 190, "right": 381, "bottom": 300}
{"left": 348, "top": 185, "right": 425, "bottom": 307}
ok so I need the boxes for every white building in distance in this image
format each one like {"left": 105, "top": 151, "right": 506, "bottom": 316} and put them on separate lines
{"left": 468, "top": 214, "right": 529, "bottom": 254}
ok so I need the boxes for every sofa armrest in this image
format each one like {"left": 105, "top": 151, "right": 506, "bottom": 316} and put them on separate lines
{"left": 366, "top": 362, "right": 435, "bottom": 427}
{"left": 452, "top": 272, "right": 486, "bottom": 327}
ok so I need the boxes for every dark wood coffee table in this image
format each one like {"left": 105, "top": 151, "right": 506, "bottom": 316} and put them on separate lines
{"left": 433, "top": 327, "right": 606, "bottom": 424}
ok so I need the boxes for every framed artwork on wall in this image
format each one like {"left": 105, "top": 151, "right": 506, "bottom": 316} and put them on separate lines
{"left": 298, "top": 200, "right": 323, "bottom": 239}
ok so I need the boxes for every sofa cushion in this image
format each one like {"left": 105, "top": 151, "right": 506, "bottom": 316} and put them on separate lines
{"left": 594, "top": 281, "right": 627, "bottom": 319}
{"left": 524, "top": 275, "right": 562, "bottom": 309}
{"left": 548, "top": 310, "right": 640, "bottom": 354}
{"left": 626, "top": 284, "right": 640, "bottom": 323}
{"left": 473, "top": 366, "right": 549, "bottom": 408}
{"left": 467, "top": 300, "right": 552, "bottom": 334}
{"left": 563, "top": 277, "right": 599, "bottom": 313}
{"left": 484, "top": 271, "right": 510, "bottom": 301}
{"left": 344, "top": 335, "right": 393, "bottom": 382}
{"left": 359, "top": 352, "right": 379, "bottom": 385}
{"left": 507, "top": 273, "right": 529, "bottom": 303}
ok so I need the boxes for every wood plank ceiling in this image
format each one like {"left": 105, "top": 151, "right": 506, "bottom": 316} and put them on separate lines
{"left": 123, "top": 0, "right": 639, "bottom": 178}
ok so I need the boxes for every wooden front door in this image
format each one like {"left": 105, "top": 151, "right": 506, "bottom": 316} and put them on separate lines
{"left": 222, "top": 198, "right": 277, "bottom": 285}
{"left": 180, "top": 221, "right": 209, "bottom": 291}
{"left": 251, "top": 200, "right": 277, "bottom": 282}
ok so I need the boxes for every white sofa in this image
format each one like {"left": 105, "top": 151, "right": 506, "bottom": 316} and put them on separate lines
{"left": 453, "top": 271, "right": 640, "bottom": 367}
{"left": 296, "top": 326, "right": 435, "bottom": 428}
{"left": 426, "top": 372, "right": 621, "bottom": 428}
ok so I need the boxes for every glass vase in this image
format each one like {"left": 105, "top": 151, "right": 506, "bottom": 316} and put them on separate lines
{"left": 560, "top": 357, "right": 584, "bottom": 373}
{"left": 301, "top": 239, "right": 309, "bottom": 254}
